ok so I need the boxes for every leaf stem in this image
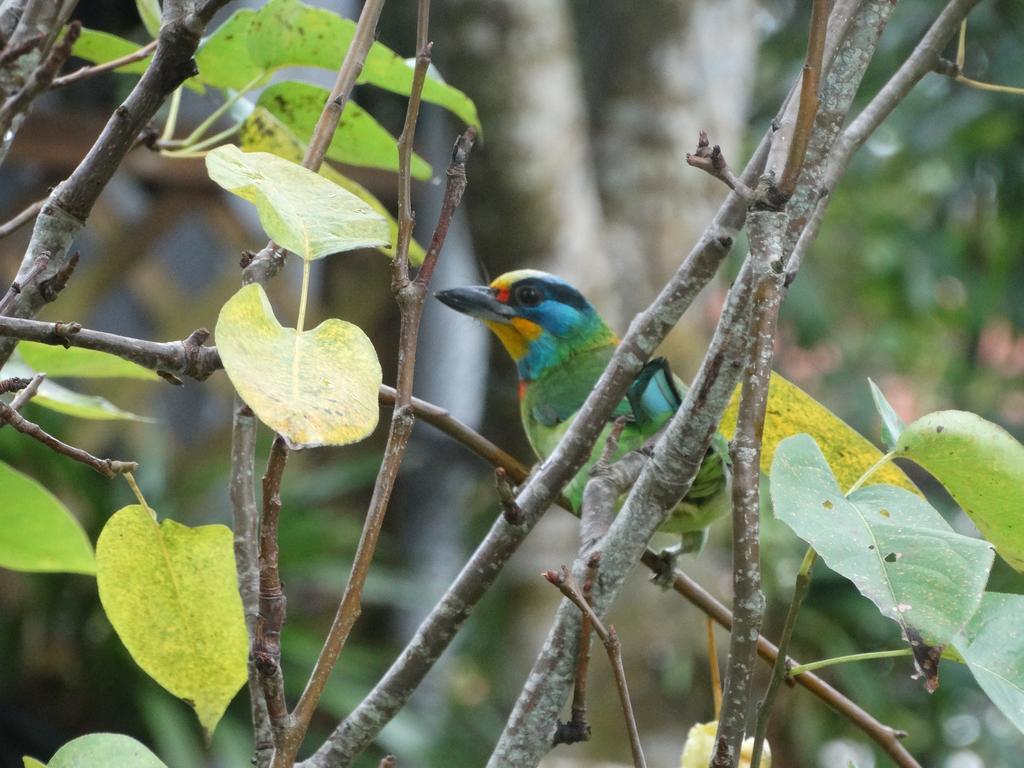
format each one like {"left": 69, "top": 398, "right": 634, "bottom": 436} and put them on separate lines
{"left": 161, "top": 86, "right": 182, "bottom": 142}
{"left": 182, "top": 74, "right": 263, "bottom": 147}
{"left": 789, "top": 648, "right": 912, "bottom": 677}
{"left": 123, "top": 471, "right": 155, "bottom": 519}
{"left": 846, "top": 451, "right": 895, "bottom": 496}
{"left": 296, "top": 259, "right": 311, "bottom": 334}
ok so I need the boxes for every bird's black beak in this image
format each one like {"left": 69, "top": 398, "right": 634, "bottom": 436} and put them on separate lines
{"left": 435, "top": 285, "right": 516, "bottom": 323}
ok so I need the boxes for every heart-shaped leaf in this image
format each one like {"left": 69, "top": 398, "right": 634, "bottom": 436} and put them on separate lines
{"left": 19, "top": 341, "right": 160, "bottom": 380}
{"left": 0, "top": 461, "right": 95, "bottom": 575}
{"left": 894, "top": 411, "right": 1024, "bottom": 572}
{"left": 206, "top": 145, "right": 389, "bottom": 261}
{"left": 721, "top": 373, "right": 917, "bottom": 494}
{"left": 954, "top": 592, "right": 1024, "bottom": 734}
{"left": 32, "top": 733, "right": 167, "bottom": 768}
{"left": 239, "top": 106, "right": 421, "bottom": 263}
{"left": 96, "top": 506, "right": 248, "bottom": 736}
{"left": 868, "top": 378, "right": 906, "bottom": 451}
{"left": 770, "top": 434, "right": 994, "bottom": 645}
{"left": 216, "top": 283, "right": 381, "bottom": 449}
{"left": 257, "top": 81, "right": 431, "bottom": 179}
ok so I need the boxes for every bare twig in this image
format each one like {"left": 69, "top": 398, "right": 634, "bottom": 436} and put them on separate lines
{"left": 0, "top": 251, "right": 47, "bottom": 315}
{"left": 0, "top": 399, "right": 137, "bottom": 476}
{"left": 640, "top": 552, "right": 919, "bottom": 768}
{"left": 51, "top": 38, "right": 157, "bottom": 89}
{"left": 254, "top": 436, "right": 290, "bottom": 746}
{"left": 494, "top": 466, "right": 524, "bottom": 525}
{"left": 0, "top": 29, "right": 42, "bottom": 65}
{"left": 0, "top": 196, "right": 44, "bottom": 240}
{"left": 0, "top": 315, "right": 220, "bottom": 381}
{"left": 750, "top": 547, "right": 817, "bottom": 768}
{"left": 708, "top": 616, "right": 722, "bottom": 718}
{"left": 0, "top": 21, "right": 79, "bottom": 141}
{"left": 7, "top": 371, "right": 43, "bottom": 411}
{"left": 553, "top": 550, "right": 601, "bottom": 746}
{"left": 544, "top": 566, "right": 646, "bottom": 768}
{"left": 685, "top": 130, "right": 754, "bottom": 201}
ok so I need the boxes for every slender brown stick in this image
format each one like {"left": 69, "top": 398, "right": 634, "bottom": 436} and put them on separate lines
{"left": 8, "top": 371, "right": 44, "bottom": 411}
{"left": 0, "top": 197, "right": 44, "bottom": 240}
{"left": 707, "top": 616, "right": 722, "bottom": 719}
{"left": 749, "top": 547, "right": 817, "bottom": 768}
{"left": 685, "top": 130, "right": 754, "bottom": 200}
{"left": 254, "top": 435, "right": 290, "bottom": 744}
{"left": 775, "top": 0, "right": 829, "bottom": 200}
{"left": 639, "top": 552, "right": 920, "bottom": 768}
{"left": 554, "top": 552, "right": 601, "bottom": 746}
{"left": 545, "top": 566, "right": 646, "bottom": 768}
{"left": 51, "top": 38, "right": 158, "bottom": 89}
{"left": 0, "top": 399, "right": 137, "bottom": 476}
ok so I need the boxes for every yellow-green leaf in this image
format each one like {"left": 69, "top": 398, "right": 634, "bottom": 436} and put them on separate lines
{"left": 194, "top": 8, "right": 260, "bottom": 90}
{"left": 239, "top": 106, "right": 422, "bottom": 263}
{"left": 135, "top": 0, "right": 162, "bottom": 39}
{"left": 0, "top": 461, "right": 94, "bottom": 574}
{"left": 257, "top": 81, "right": 432, "bottom": 180}
{"left": 205, "top": 145, "right": 389, "bottom": 261}
{"left": 680, "top": 721, "right": 770, "bottom": 768}
{"left": 720, "top": 373, "right": 917, "bottom": 494}
{"left": 19, "top": 341, "right": 160, "bottom": 380}
{"left": 37, "top": 733, "right": 165, "bottom": 768}
{"left": 215, "top": 284, "right": 381, "bottom": 449}
{"left": 96, "top": 506, "right": 248, "bottom": 736}
{"left": 894, "top": 411, "right": 1024, "bottom": 572}
{"left": 37, "top": 733, "right": 166, "bottom": 768}
{"left": 23, "top": 758, "right": 46, "bottom": 768}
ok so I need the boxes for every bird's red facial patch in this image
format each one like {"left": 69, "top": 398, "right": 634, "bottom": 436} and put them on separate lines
{"left": 495, "top": 286, "right": 511, "bottom": 304}
{"left": 518, "top": 380, "right": 527, "bottom": 400}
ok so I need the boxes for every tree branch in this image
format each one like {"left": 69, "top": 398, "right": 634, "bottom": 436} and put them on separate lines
{"left": 51, "top": 38, "right": 158, "bottom": 89}
{"left": 0, "top": 19, "right": 78, "bottom": 136}
{"left": 0, "top": 398, "right": 138, "bottom": 476}
{"left": 0, "top": 196, "right": 44, "bottom": 240}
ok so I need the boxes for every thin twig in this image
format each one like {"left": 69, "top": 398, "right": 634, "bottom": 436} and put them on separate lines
{"left": 254, "top": 436, "right": 290, "bottom": 746}
{"left": 641, "top": 552, "right": 920, "bottom": 768}
{"left": 7, "top": 371, "right": 44, "bottom": 411}
{"left": 0, "top": 399, "right": 137, "bottom": 476}
{"left": 775, "top": 0, "right": 829, "bottom": 200}
{"left": 0, "top": 20, "right": 79, "bottom": 137}
{"left": 544, "top": 566, "right": 646, "bottom": 768}
{"left": 685, "top": 130, "right": 754, "bottom": 201}
{"left": 0, "top": 196, "right": 44, "bottom": 240}
{"left": 749, "top": 547, "right": 817, "bottom": 768}
{"left": 0, "top": 30, "right": 43, "bottom": 65}
{"left": 51, "top": 38, "right": 158, "bottom": 89}
{"left": 554, "top": 551, "right": 601, "bottom": 746}
{"left": 707, "top": 616, "right": 722, "bottom": 719}
{"left": 0, "top": 251, "right": 47, "bottom": 315}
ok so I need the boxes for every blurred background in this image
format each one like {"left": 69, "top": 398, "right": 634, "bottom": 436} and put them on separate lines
{"left": 0, "top": 1, "right": 1022, "bottom": 767}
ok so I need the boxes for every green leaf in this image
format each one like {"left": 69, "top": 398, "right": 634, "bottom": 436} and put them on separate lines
{"left": 23, "top": 758, "right": 46, "bottom": 768}
{"left": 239, "top": 106, "right": 421, "bottom": 263}
{"left": 954, "top": 592, "right": 1024, "bottom": 734}
{"left": 3, "top": 359, "right": 151, "bottom": 420}
{"left": 19, "top": 341, "right": 160, "bottom": 380}
{"left": 135, "top": 0, "right": 162, "bottom": 38}
{"left": 206, "top": 144, "right": 389, "bottom": 261}
{"left": 257, "top": 81, "right": 432, "bottom": 180}
{"left": 0, "top": 461, "right": 94, "bottom": 575}
{"left": 215, "top": 284, "right": 381, "bottom": 449}
{"left": 770, "top": 434, "right": 994, "bottom": 645}
{"left": 39, "top": 733, "right": 167, "bottom": 768}
{"left": 194, "top": 8, "right": 260, "bottom": 91}
{"left": 868, "top": 378, "right": 906, "bottom": 451}
{"left": 721, "top": 373, "right": 918, "bottom": 494}
{"left": 72, "top": 29, "right": 151, "bottom": 76}
{"left": 197, "top": 0, "right": 480, "bottom": 128}
{"left": 96, "top": 506, "right": 248, "bottom": 736}
{"left": 894, "top": 410, "right": 1024, "bottom": 572}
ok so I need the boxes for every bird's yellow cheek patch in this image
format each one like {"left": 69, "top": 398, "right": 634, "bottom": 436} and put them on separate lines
{"left": 484, "top": 318, "right": 542, "bottom": 360}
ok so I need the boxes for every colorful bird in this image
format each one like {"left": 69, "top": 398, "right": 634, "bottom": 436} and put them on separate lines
{"left": 436, "top": 269, "right": 731, "bottom": 557}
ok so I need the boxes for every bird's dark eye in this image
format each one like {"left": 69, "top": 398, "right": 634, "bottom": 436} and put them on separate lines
{"left": 515, "top": 285, "right": 543, "bottom": 307}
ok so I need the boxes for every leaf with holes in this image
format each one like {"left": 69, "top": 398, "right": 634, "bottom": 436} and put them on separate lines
{"left": 96, "top": 506, "right": 248, "bottom": 736}
{"left": 215, "top": 284, "right": 381, "bottom": 449}
{"left": 19, "top": 342, "right": 160, "bottom": 380}
{"left": 868, "top": 378, "right": 906, "bottom": 451}
{"left": 206, "top": 145, "right": 388, "bottom": 261}
{"left": 894, "top": 411, "right": 1024, "bottom": 572}
{"left": 721, "top": 373, "right": 917, "bottom": 493}
{"left": 257, "top": 81, "right": 431, "bottom": 179}
{"left": 0, "top": 461, "right": 94, "bottom": 575}
{"left": 239, "top": 106, "right": 421, "bottom": 262}
{"left": 954, "top": 592, "right": 1024, "bottom": 734}
{"left": 30, "top": 733, "right": 167, "bottom": 768}
{"left": 770, "top": 434, "right": 994, "bottom": 645}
